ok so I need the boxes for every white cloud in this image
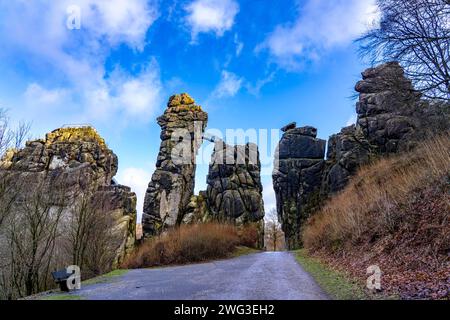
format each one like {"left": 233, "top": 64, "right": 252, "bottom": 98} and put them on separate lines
{"left": 185, "top": 0, "right": 239, "bottom": 41}
{"left": 212, "top": 70, "right": 243, "bottom": 98}
{"left": 118, "top": 167, "right": 153, "bottom": 221}
{"left": 0, "top": 0, "right": 161, "bottom": 123}
{"left": 24, "top": 84, "right": 69, "bottom": 106}
{"left": 346, "top": 114, "right": 357, "bottom": 126}
{"left": 21, "top": 60, "right": 163, "bottom": 123}
{"left": 78, "top": 0, "right": 159, "bottom": 50}
{"left": 108, "top": 61, "right": 163, "bottom": 119}
{"left": 258, "top": 0, "right": 380, "bottom": 69}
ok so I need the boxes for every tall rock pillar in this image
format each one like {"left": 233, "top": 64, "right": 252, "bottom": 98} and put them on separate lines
{"left": 272, "top": 125, "right": 326, "bottom": 250}
{"left": 205, "top": 140, "right": 265, "bottom": 248}
{"left": 142, "top": 93, "right": 208, "bottom": 237}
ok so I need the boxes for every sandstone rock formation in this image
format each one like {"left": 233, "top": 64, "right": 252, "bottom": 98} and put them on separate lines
{"left": 0, "top": 126, "right": 136, "bottom": 267}
{"left": 272, "top": 125, "right": 326, "bottom": 249}
{"left": 320, "top": 125, "right": 373, "bottom": 195}
{"left": 142, "top": 93, "right": 208, "bottom": 237}
{"left": 322, "top": 61, "right": 449, "bottom": 195}
{"left": 273, "top": 62, "right": 449, "bottom": 249}
{"left": 205, "top": 140, "right": 265, "bottom": 248}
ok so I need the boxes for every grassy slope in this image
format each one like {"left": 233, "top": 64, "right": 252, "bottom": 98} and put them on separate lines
{"left": 302, "top": 135, "right": 450, "bottom": 299}
{"left": 294, "top": 250, "right": 368, "bottom": 300}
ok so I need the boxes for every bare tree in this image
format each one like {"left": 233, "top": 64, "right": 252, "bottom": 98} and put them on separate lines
{"left": 265, "top": 209, "right": 285, "bottom": 251}
{"left": 0, "top": 108, "right": 31, "bottom": 157}
{"left": 0, "top": 172, "right": 20, "bottom": 229}
{"left": 1, "top": 175, "right": 69, "bottom": 298}
{"left": 358, "top": 0, "right": 450, "bottom": 100}
{"left": 65, "top": 188, "right": 120, "bottom": 279}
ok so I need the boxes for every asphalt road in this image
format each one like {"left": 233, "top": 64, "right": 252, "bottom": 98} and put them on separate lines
{"left": 48, "top": 252, "right": 329, "bottom": 300}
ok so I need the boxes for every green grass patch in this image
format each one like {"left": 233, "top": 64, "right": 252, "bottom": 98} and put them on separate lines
{"left": 294, "top": 249, "right": 368, "bottom": 300}
{"left": 41, "top": 294, "right": 84, "bottom": 300}
{"left": 82, "top": 269, "right": 129, "bottom": 285}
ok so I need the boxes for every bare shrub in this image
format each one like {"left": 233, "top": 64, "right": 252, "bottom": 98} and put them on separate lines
{"left": 63, "top": 188, "right": 122, "bottom": 280}
{"left": 122, "top": 223, "right": 240, "bottom": 269}
{"left": 303, "top": 134, "right": 450, "bottom": 250}
{"left": 237, "top": 223, "right": 260, "bottom": 249}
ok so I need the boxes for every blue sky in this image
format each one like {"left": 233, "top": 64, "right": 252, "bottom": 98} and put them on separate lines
{"left": 0, "top": 0, "right": 379, "bottom": 220}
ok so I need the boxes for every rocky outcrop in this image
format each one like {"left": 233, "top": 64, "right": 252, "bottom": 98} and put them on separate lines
{"left": 320, "top": 125, "right": 373, "bottom": 195}
{"left": 0, "top": 126, "right": 136, "bottom": 267}
{"left": 272, "top": 125, "right": 326, "bottom": 249}
{"left": 273, "top": 62, "right": 449, "bottom": 249}
{"left": 205, "top": 140, "right": 265, "bottom": 248}
{"left": 355, "top": 61, "right": 449, "bottom": 153}
{"left": 142, "top": 93, "right": 208, "bottom": 237}
{"left": 322, "top": 62, "right": 449, "bottom": 195}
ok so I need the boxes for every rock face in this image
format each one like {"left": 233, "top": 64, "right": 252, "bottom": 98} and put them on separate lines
{"left": 142, "top": 93, "right": 208, "bottom": 237}
{"left": 320, "top": 125, "right": 373, "bottom": 195}
{"left": 0, "top": 126, "right": 136, "bottom": 267}
{"left": 205, "top": 140, "right": 265, "bottom": 248}
{"left": 273, "top": 62, "right": 449, "bottom": 249}
{"left": 272, "top": 126, "right": 326, "bottom": 249}
{"left": 322, "top": 62, "right": 449, "bottom": 195}
{"left": 355, "top": 61, "right": 448, "bottom": 153}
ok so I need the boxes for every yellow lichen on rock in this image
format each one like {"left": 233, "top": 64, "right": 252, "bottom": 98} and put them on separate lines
{"left": 168, "top": 94, "right": 182, "bottom": 107}
{"left": 167, "top": 93, "right": 203, "bottom": 111}
{"left": 45, "top": 126, "right": 106, "bottom": 148}
{"left": 180, "top": 93, "right": 195, "bottom": 105}
{"left": 0, "top": 148, "right": 17, "bottom": 169}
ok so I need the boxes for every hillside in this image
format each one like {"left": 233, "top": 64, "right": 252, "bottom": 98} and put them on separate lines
{"left": 303, "top": 135, "right": 450, "bottom": 299}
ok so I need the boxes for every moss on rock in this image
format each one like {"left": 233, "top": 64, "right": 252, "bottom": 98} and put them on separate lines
{"left": 45, "top": 126, "right": 106, "bottom": 148}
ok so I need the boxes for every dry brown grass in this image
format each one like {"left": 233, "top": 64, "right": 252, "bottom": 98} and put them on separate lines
{"left": 303, "top": 134, "right": 450, "bottom": 250}
{"left": 122, "top": 222, "right": 242, "bottom": 269}
{"left": 236, "top": 223, "right": 261, "bottom": 248}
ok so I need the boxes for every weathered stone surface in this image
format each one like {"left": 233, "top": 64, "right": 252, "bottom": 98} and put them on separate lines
{"left": 0, "top": 126, "right": 136, "bottom": 267}
{"left": 273, "top": 62, "right": 449, "bottom": 250}
{"left": 205, "top": 140, "right": 265, "bottom": 248}
{"left": 320, "top": 125, "right": 373, "bottom": 194}
{"left": 142, "top": 93, "right": 208, "bottom": 237}
{"left": 273, "top": 124, "right": 326, "bottom": 249}
{"left": 281, "top": 122, "right": 297, "bottom": 132}
{"left": 322, "top": 62, "right": 449, "bottom": 195}
{"left": 357, "top": 62, "right": 449, "bottom": 153}
{"left": 278, "top": 132, "right": 325, "bottom": 159}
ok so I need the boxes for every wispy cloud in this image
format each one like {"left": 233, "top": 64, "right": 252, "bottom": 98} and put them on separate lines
{"left": 234, "top": 33, "right": 244, "bottom": 56}
{"left": 24, "top": 84, "right": 69, "bottom": 106}
{"left": 211, "top": 70, "right": 243, "bottom": 98}
{"left": 257, "top": 0, "right": 380, "bottom": 69}
{"left": 185, "top": 0, "right": 239, "bottom": 42}
{"left": 246, "top": 72, "right": 276, "bottom": 97}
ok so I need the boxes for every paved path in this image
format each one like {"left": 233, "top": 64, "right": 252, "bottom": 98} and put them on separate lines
{"left": 50, "top": 252, "right": 329, "bottom": 300}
